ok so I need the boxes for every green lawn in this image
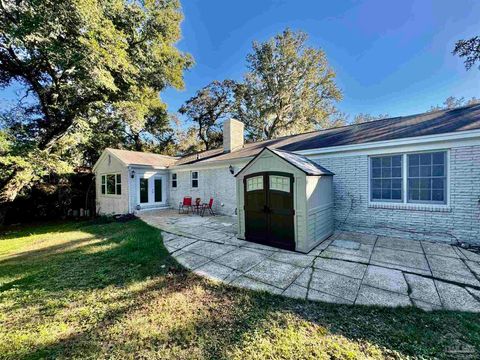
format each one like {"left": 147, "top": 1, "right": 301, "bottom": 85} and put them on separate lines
{"left": 0, "top": 220, "right": 479, "bottom": 359}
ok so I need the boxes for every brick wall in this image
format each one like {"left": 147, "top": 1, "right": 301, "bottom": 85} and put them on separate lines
{"left": 169, "top": 164, "right": 246, "bottom": 216}
{"left": 316, "top": 145, "right": 480, "bottom": 244}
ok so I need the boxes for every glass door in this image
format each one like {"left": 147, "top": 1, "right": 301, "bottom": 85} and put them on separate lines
{"left": 139, "top": 178, "right": 149, "bottom": 203}
{"left": 154, "top": 178, "right": 162, "bottom": 203}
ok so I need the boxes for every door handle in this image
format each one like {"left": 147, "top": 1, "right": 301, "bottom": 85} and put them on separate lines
{"left": 263, "top": 205, "right": 270, "bottom": 213}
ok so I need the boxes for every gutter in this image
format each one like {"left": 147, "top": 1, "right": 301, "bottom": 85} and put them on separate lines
{"left": 168, "top": 156, "right": 252, "bottom": 171}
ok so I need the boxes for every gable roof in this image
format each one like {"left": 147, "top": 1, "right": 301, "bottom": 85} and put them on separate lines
{"left": 105, "top": 148, "right": 178, "bottom": 168}
{"left": 175, "top": 103, "right": 480, "bottom": 166}
{"left": 95, "top": 104, "right": 480, "bottom": 171}
{"left": 268, "top": 148, "right": 334, "bottom": 175}
{"left": 235, "top": 147, "right": 334, "bottom": 177}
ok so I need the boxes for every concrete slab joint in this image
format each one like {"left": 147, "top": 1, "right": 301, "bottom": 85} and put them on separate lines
{"left": 140, "top": 210, "right": 480, "bottom": 313}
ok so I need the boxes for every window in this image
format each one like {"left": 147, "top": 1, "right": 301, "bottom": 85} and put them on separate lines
{"left": 116, "top": 174, "right": 121, "bottom": 195}
{"left": 246, "top": 176, "right": 263, "bottom": 191}
{"left": 101, "top": 173, "right": 121, "bottom": 195}
{"left": 369, "top": 151, "right": 448, "bottom": 205}
{"left": 370, "top": 155, "right": 403, "bottom": 201}
{"left": 172, "top": 173, "right": 177, "bottom": 188}
{"left": 107, "top": 174, "right": 116, "bottom": 194}
{"left": 408, "top": 152, "right": 446, "bottom": 204}
{"left": 191, "top": 171, "right": 198, "bottom": 188}
{"left": 269, "top": 175, "right": 290, "bottom": 192}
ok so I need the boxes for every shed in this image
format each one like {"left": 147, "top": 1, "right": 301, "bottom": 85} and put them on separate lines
{"left": 235, "top": 147, "right": 334, "bottom": 253}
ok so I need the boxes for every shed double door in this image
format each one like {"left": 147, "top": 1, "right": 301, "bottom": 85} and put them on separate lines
{"left": 244, "top": 172, "right": 295, "bottom": 251}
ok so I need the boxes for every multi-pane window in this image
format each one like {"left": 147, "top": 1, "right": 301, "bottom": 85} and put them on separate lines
{"left": 101, "top": 174, "right": 121, "bottom": 195}
{"left": 407, "top": 152, "right": 446, "bottom": 203}
{"left": 269, "top": 175, "right": 290, "bottom": 192}
{"left": 172, "top": 173, "right": 177, "bottom": 188}
{"left": 246, "top": 176, "right": 263, "bottom": 191}
{"left": 191, "top": 171, "right": 198, "bottom": 188}
{"left": 370, "top": 155, "right": 403, "bottom": 201}
{"left": 370, "top": 151, "right": 447, "bottom": 205}
{"left": 116, "top": 174, "right": 121, "bottom": 195}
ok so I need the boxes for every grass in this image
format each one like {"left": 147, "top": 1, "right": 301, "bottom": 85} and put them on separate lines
{"left": 0, "top": 220, "right": 479, "bottom": 359}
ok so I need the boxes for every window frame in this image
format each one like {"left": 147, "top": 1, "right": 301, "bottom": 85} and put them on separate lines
{"left": 246, "top": 175, "right": 264, "bottom": 192}
{"left": 368, "top": 150, "right": 449, "bottom": 207}
{"left": 269, "top": 175, "right": 291, "bottom": 193}
{"left": 100, "top": 173, "right": 122, "bottom": 196}
{"left": 171, "top": 173, "right": 177, "bottom": 189}
{"left": 406, "top": 151, "right": 447, "bottom": 205}
{"left": 369, "top": 154, "right": 404, "bottom": 203}
{"left": 191, "top": 171, "right": 199, "bottom": 188}
{"left": 101, "top": 175, "right": 106, "bottom": 194}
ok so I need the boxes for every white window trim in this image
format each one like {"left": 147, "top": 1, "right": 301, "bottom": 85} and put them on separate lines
{"left": 100, "top": 173, "right": 122, "bottom": 197}
{"left": 191, "top": 171, "right": 199, "bottom": 189}
{"left": 369, "top": 153, "right": 404, "bottom": 203}
{"left": 368, "top": 150, "right": 450, "bottom": 210}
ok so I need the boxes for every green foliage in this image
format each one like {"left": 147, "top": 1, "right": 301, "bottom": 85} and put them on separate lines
{"left": 0, "top": 0, "right": 192, "bottom": 202}
{"left": 453, "top": 36, "right": 480, "bottom": 70}
{"left": 179, "top": 80, "right": 237, "bottom": 150}
{"left": 234, "top": 28, "right": 342, "bottom": 140}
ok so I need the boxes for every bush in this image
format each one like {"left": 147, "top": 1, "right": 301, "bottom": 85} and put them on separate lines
{"left": 3, "top": 170, "right": 95, "bottom": 225}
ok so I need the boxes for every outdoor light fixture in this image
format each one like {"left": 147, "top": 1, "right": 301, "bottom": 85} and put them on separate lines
{"left": 229, "top": 165, "right": 234, "bottom": 174}
{"left": 131, "top": 170, "right": 135, "bottom": 179}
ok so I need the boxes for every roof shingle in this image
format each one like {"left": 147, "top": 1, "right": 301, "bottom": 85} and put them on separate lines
{"left": 107, "top": 148, "right": 178, "bottom": 167}
{"left": 174, "top": 104, "right": 480, "bottom": 166}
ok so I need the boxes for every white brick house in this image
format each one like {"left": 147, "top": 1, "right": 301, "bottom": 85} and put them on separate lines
{"left": 94, "top": 104, "right": 480, "bottom": 249}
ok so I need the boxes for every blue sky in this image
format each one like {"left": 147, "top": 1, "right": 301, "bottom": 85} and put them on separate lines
{"left": 1, "top": 0, "right": 479, "bottom": 122}
{"left": 161, "top": 0, "right": 480, "bottom": 121}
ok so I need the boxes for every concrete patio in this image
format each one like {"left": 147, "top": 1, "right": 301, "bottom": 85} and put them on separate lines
{"left": 140, "top": 210, "right": 480, "bottom": 312}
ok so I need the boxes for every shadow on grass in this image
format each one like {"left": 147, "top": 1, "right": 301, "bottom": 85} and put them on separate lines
{"left": 1, "top": 219, "right": 479, "bottom": 359}
{"left": 0, "top": 220, "right": 176, "bottom": 293}
{"left": 0, "top": 220, "right": 88, "bottom": 240}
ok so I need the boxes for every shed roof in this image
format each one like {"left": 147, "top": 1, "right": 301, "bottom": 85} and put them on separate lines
{"left": 267, "top": 148, "right": 334, "bottom": 176}
{"left": 107, "top": 148, "right": 178, "bottom": 167}
{"left": 235, "top": 147, "right": 334, "bottom": 177}
{"left": 175, "top": 103, "right": 480, "bottom": 166}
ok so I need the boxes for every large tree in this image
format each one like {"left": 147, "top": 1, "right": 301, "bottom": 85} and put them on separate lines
{"left": 453, "top": 36, "right": 480, "bottom": 70}
{"left": 234, "top": 29, "right": 342, "bottom": 140}
{"left": 0, "top": 0, "right": 192, "bottom": 204}
{"left": 179, "top": 80, "right": 236, "bottom": 150}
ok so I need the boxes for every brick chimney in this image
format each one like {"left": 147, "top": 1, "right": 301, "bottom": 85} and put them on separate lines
{"left": 223, "top": 118, "right": 244, "bottom": 153}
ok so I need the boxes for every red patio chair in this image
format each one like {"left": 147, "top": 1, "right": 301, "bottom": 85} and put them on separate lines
{"left": 201, "top": 198, "right": 215, "bottom": 217}
{"left": 193, "top": 197, "right": 202, "bottom": 214}
{"left": 179, "top": 196, "right": 193, "bottom": 214}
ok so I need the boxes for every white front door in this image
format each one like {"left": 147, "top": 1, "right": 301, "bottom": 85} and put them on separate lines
{"left": 137, "top": 173, "right": 166, "bottom": 206}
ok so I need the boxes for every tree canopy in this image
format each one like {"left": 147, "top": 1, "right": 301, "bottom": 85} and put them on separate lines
{"left": 234, "top": 29, "right": 342, "bottom": 140}
{"left": 0, "top": 0, "right": 192, "bottom": 203}
{"left": 453, "top": 36, "right": 480, "bottom": 71}
{"left": 179, "top": 80, "right": 236, "bottom": 150}
{"left": 353, "top": 113, "right": 389, "bottom": 124}
{"left": 428, "top": 96, "right": 479, "bottom": 112}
